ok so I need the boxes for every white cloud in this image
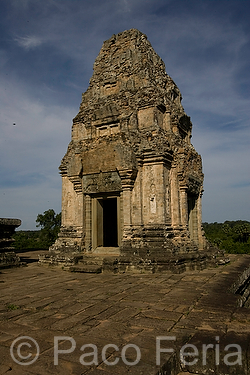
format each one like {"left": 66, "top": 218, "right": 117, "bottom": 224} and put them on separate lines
{"left": 14, "top": 35, "right": 44, "bottom": 49}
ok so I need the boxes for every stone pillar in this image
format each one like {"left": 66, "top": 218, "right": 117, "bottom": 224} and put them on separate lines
{"left": 61, "top": 175, "right": 76, "bottom": 227}
{"left": 180, "top": 186, "right": 188, "bottom": 228}
{"left": 122, "top": 187, "right": 132, "bottom": 228}
{"left": 68, "top": 175, "right": 83, "bottom": 228}
{"left": 51, "top": 168, "right": 84, "bottom": 253}
{"left": 60, "top": 170, "right": 68, "bottom": 227}
{"left": 192, "top": 200, "right": 199, "bottom": 244}
{"left": 142, "top": 162, "right": 165, "bottom": 225}
{"left": 119, "top": 170, "right": 136, "bottom": 227}
{"left": 75, "top": 189, "right": 83, "bottom": 228}
{"left": 164, "top": 168, "right": 171, "bottom": 225}
{"left": 188, "top": 195, "right": 199, "bottom": 245}
{"left": 141, "top": 154, "right": 172, "bottom": 226}
{"left": 131, "top": 165, "right": 143, "bottom": 226}
{"left": 85, "top": 194, "right": 92, "bottom": 251}
{"left": 119, "top": 169, "right": 137, "bottom": 244}
{"left": 170, "top": 167, "right": 181, "bottom": 227}
{"left": 197, "top": 191, "right": 205, "bottom": 250}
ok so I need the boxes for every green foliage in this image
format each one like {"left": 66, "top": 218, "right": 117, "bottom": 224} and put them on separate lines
{"left": 14, "top": 209, "right": 61, "bottom": 250}
{"left": 14, "top": 230, "right": 42, "bottom": 250}
{"left": 36, "top": 209, "right": 61, "bottom": 249}
{"left": 7, "top": 304, "right": 20, "bottom": 311}
{"left": 203, "top": 220, "right": 250, "bottom": 254}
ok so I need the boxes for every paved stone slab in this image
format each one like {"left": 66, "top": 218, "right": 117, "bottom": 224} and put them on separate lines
{"left": 0, "top": 251, "right": 250, "bottom": 374}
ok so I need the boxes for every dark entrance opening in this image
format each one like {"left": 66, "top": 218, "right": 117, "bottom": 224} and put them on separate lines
{"left": 102, "top": 198, "right": 118, "bottom": 247}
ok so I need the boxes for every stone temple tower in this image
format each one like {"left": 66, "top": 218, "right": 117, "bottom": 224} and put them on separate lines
{"left": 47, "top": 29, "right": 209, "bottom": 271}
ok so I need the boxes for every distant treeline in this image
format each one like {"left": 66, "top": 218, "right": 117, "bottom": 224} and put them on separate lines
{"left": 203, "top": 220, "right": 250, "bottom": 254}
{"left": 14, "top": 230, "right": 47, "bottom": 250}
{"left": 13, "top": 209, "right": 61, "bottom": 250}
{"left": 13, "top": 211, "right": 250, "bottom": 254}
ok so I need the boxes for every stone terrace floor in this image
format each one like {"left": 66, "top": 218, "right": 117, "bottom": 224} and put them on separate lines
{"left": 0, "top": 251, "right": 250, "bottom": 375}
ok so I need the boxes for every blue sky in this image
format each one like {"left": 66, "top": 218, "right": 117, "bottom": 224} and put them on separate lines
{"left": 0, "top": 0, "right": 249, "bottom": 229}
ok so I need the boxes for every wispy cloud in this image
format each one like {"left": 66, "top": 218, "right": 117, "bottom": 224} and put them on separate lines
{"left": 120, "top": 0, "right": 131, "bottom": 13}
{"left": 14, "top": 35, "right": 44, "bottom": 49}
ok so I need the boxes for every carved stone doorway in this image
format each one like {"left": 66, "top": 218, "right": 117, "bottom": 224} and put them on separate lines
{"left": 92, "top": 195, "right": 121, "bottom": 250}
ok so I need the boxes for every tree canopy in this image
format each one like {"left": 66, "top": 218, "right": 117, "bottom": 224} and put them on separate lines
{"left": 36, "top": 209, "right": 61, "bottom": 248}
{"left": 14, "top": 213, "right": 250, "bottom": 254}
{"left": 14, "top": 209, "right": 61, "bottom": 250}
{"left": 203, "top": 220, "right": 250, "bottom": 254}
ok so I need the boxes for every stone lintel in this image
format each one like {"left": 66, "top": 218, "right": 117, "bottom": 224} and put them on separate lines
{"left": 82, "top": 170, "right": 122, "bottom": 194}
{"left": 140, "top": 152, "right": 173, "bottom": 167}
{"left": 92, "top": 116, "right": 119, "bottom": 127}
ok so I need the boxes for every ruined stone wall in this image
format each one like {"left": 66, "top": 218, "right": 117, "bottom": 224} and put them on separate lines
{"left": 0, "top": 218, "right": 21, "bottom": 269}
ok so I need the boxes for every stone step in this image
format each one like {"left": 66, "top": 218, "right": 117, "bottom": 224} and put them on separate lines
{"left": 91, "top": 247, "right": 121, "bottom": 256}
{"left": 69, "top": 264, "right": 103, "bottom": 273}
{"left": 77, "top": 254, "right": 118, "bottom": 266}
{"left": 75, "top": 255, "right": 119, "bottom": 273}
{"left": 78, "top": 258, "right": 104, "bottom": 266}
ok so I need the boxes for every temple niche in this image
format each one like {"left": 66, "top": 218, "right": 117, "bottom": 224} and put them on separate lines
{"left": 47, "top": 29, "right": 210, "bottom": 271}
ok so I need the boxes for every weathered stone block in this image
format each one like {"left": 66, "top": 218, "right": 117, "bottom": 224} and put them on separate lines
{"left": 0, "top": 218, "right": 21, "bottom": 268}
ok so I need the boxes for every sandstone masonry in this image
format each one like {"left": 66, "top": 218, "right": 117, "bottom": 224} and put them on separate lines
{"left": 0, "top": 218, "right": 21, "bottom": 268}
{"left": 46, "top": 29, "right": 211, "bottom": 270}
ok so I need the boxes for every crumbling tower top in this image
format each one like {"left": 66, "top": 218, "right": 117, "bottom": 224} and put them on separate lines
{"left": 73, "top": 28, "right": 190, "bottom": 144}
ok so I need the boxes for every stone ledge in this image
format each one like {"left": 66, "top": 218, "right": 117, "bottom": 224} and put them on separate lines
{"left": 0, "top": 251, "right": 21, "bottom": 269}
{"left": 0, "top": 218, "right": 21, "bottom": 226}
{"left": 38, "top": 249, "right": 228, "bottom": 274}
{"left": 0, "top": 217, "right": 21, "bottom": 268}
